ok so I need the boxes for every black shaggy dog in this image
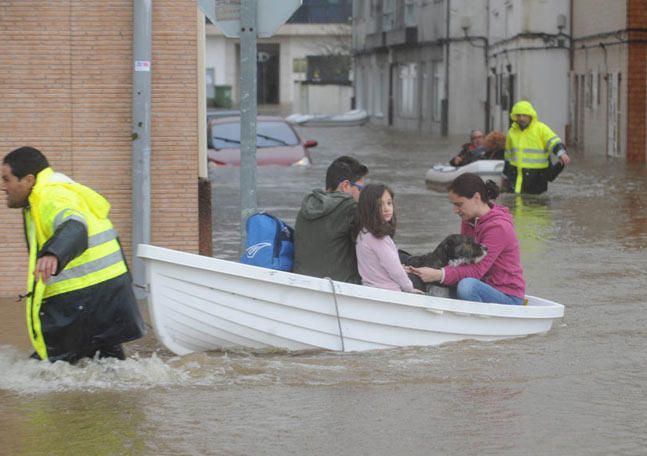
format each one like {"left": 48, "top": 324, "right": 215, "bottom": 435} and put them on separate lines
{"left": 400, "top": 234, "right": 488, "bottom": 296}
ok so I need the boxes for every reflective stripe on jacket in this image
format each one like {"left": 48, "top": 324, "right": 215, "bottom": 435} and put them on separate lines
{"left": 505, "top": 101, "right": 562, "bottom": 193}
{"left": 24, "top": 167, "right": 128, "bottom": 359}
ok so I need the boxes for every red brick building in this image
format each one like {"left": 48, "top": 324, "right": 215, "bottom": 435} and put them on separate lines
{"left": 0, "top": 1, "right": 206, "bottom": 297}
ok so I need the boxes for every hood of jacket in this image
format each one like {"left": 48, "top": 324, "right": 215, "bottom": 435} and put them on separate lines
{"left": 509, "top": 100, "right": 538, "bottom": 130}
{"left": 470, "top": 203, "right": 514, "bottom": 234}
{"left": 299, "top": 189, "right": 355, "bottom": 221}
{"left": 31, "top": 167, "right": 111, "bottom": 220}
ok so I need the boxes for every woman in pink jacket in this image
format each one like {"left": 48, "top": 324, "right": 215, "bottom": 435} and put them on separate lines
{"left": 410, "top": 173, "right": 526, "bottom": 305}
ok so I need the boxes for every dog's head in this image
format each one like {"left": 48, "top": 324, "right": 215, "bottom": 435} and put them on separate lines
{"left": 405, "top": 234, "right": 487, "bottom": 269}
{"left": 442, "top": 234, "right": 488, "bottom": 267}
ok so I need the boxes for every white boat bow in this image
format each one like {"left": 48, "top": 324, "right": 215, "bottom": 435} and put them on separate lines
{"left": 285, "top": 109, "right": 368, "bottom": 127}
{"left": 137, "top": 244, "right": 564, "bottom": 355}
{"left": 425, "top": 160, "right": 505, "bottom": 188}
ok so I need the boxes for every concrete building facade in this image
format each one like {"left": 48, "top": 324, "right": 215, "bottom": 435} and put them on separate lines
{"left": 353, "top": 0, "right": 646, "bottom": 161}
{"left": 0, "top": 1, "right": 204, "bottom": 297}
{"left": 487, "top": 0, "right": 571, "bottom": 139}
{"left": 206, "top": 0, "right": 352, "bottom": 111}
{"left": 353, "top": 0, "right": 570, "bottom": 138}
{"left": 206, "top": 23, "right": 351, "bottom": 108}
{"left": 571, "top": 0, "right": 647, "bottom": 161}
{"left": 352, "top": 0, "right": 489, "bottom": 135}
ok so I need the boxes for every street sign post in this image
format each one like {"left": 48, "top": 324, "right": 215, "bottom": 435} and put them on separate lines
{"left": 201, "top": 0, "right": 302, "bottom": 252}
{"left": 238, "top": 0, "right": 258, "bottom": 253}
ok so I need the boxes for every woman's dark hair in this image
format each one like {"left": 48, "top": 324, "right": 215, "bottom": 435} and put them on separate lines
{"left": 447, "top": 172, "right": 499, "bottom": 204}
{"left": 3, "top": 146, "right": 49, "bottom": 179}
{"left": 355, "top": 183, "right": 396, "bottom": 239}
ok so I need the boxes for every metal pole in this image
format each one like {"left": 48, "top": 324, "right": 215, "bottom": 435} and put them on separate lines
{"left": 131, "top": 0, "right": 152, "bottom": 298}
{"left": 442, "top": 0, "right": 451, "bottom": 137}
{"left": 239, "top": 0, "right": 258, "bottom": 253}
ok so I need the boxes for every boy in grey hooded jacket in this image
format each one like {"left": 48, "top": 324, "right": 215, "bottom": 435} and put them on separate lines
{"left": 293, "top": 156, "right": 368, "bottom": 283}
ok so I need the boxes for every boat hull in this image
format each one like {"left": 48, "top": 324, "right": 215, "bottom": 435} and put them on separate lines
{"left": 425, "top": 160, "right": 505, "bottom": 189}
{"left": 285, "top": 109, "right": 368, "bottom": 127}
{"left": 138, "top": 244, "right": 564, "bottom": 355}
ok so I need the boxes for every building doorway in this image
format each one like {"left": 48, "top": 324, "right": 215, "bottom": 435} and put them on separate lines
{"left": 257, "top": 43, "right": 279, "bottom": 104}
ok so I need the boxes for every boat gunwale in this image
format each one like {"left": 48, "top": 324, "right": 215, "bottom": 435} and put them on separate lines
{"left": 138, "top": 244, "right": 565, "bottom": 321}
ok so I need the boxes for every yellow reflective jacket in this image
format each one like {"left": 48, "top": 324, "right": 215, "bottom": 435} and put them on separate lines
{"left": 505, "top": 101, "right": 562, "bottom": 193}
{"left": 24, "top": 167, "right": 128, "bottom": 359}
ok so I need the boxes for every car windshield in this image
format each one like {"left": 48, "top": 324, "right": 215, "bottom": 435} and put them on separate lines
{"left": 211, "top": 120, "right": 299, "bottom": 149}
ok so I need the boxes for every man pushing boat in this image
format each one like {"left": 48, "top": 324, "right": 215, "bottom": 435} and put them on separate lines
{"left": 1, "top": 146, "right": 146, "bottom": 363}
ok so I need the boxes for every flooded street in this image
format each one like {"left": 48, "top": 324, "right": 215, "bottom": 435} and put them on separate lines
{"left": 1, "top": 123, "right": 647, "bottom": 455}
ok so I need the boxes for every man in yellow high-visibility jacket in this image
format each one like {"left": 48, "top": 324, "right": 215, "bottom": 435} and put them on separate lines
{"left": 503, "top": 100, "right": 571, "bottom": 194}
{"left": 1, "top": 146, "right": 146, "bottom": 363}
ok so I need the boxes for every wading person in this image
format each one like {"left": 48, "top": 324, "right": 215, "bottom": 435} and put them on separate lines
{"left": 408, "top": 173, "right": 526, "bottom": 305}
{"left": 503, "top": 100, "right": 571, "bottom": 194}
{"left": 1, "top": 146, "right": 146, "bottom": 363}
{"left": 293, "top": 155, "right": 368, "bottom": 283}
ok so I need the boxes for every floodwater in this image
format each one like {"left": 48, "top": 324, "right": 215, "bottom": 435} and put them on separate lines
{"left": 1, "top": 124, "right": 646, "bottom": 455}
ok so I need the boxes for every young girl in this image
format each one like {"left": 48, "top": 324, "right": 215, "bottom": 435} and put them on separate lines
{"left": 409, "top": 173, "right": 525, "bottom": 304}
{"left": 354, "top": 184, "right": 421, "bottom": 293}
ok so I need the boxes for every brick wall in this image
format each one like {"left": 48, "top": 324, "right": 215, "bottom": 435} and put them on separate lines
{"left": 627, "top": 0, "right": 647, "bottom": 162}
{"left": 0, "top": 1, "right": 200, "bottom": 297}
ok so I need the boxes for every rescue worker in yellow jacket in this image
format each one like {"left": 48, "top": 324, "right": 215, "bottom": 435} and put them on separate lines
{"left": 503, "top": 100, "right": 571, "bottom": 194}
{"left": 1, "top": 146, "right": 146, "bottom": 363}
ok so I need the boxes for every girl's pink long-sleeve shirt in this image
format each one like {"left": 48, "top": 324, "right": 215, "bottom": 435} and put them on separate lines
{"left": 356, "top": 231, "right": 415, "bottom": 292}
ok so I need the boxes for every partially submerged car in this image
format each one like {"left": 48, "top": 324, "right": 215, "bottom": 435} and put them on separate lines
{"left": 207, "top": 115, "right": 317, "bottom": 166}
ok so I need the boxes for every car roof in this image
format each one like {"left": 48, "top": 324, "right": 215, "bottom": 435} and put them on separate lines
{"left": 207, "top": 110, "right": 240, "bottom": 119}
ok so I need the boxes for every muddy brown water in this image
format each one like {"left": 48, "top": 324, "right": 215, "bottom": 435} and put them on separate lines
{"left": 1, "top": 124, "right": 646, "bottom": 455}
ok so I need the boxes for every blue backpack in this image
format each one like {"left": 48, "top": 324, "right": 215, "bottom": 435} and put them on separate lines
{"left": 240, "top": 212, "right": 295, "bottom": 271}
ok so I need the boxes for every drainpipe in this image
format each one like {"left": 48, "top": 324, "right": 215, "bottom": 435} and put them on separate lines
{"left": 485, "top": 0, "right": 491, "bottom": 132}
{"left": 569, "top": 0, "right": 574, "bottom": 72}
{"left": 442, "top": 0, "right": 451, "bottom": 136}
{"left": 131, "top": 0, "right": 152, "bottom": 298}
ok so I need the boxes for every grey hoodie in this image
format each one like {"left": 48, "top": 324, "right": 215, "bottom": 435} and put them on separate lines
{"left": 293, "top": 189, "right": 361, "bottom": 283}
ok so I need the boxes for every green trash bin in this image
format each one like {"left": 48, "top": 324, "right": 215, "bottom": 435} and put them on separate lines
{"left": 214, "top": 85, "right": 232, "bottom": 109}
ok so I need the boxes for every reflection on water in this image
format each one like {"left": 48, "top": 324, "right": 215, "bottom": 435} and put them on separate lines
{"left": 0, "top": 391, "right": 147, "bottom": 455}
{"left": 1, "top": 125, "right": 646, "bottom": 455}
{"left": 507, "top": 195, "right": 554, "bottom": 260}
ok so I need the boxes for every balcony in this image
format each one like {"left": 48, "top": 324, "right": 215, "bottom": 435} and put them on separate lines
{"left": 365, "top": 31, "right": 386, "bottom": 49}
{"left": 385, "top": 26, "right": 418, "bottom": 46}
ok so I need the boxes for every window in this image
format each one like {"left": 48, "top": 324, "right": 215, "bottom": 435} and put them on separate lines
{"left": 508, "top": 74, "right": 516, "bottom": 109}
{"left": 383, "top": 0, "right": 395, "bottom": 31}
{"left": 593, "top": 71, "right": 600, "bottom": 107}
{"left": 373, "top": 66, "right": 384, "bottom": 116}
{"left": 432, "top": 61, "right": 443, "bottom": 121}
{"left": 496, "top": 73, "right": 501, "bottom": 107}
{"left": 370, "top": 0, "right": 379, "bottom": 16}
{"left": 292, "top": 58, "right": 307, "bottom": 74}
{"left": 421, "top": 62, "right": 429, "bottom": 120}
{"left": 404, "top": 0, "right": 417, "bottom": 27}
{"left": 598, "top": 72, "right": 602, "bottom": 106}
{"left": 586, "top": 72, "right": 593, "bottom": 109}
{"left": 398, "top": 63, "right": 417, "bottom": 117}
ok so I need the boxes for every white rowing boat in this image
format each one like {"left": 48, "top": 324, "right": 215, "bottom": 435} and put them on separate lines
{"left": 425, "top": 160, "right": 505, "bottom": 189}
{"left": 285, "top": 109, "right": 368, "bottom": 127}
{"left": 137, "top": 244, "right": 564, "bottom": 355}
